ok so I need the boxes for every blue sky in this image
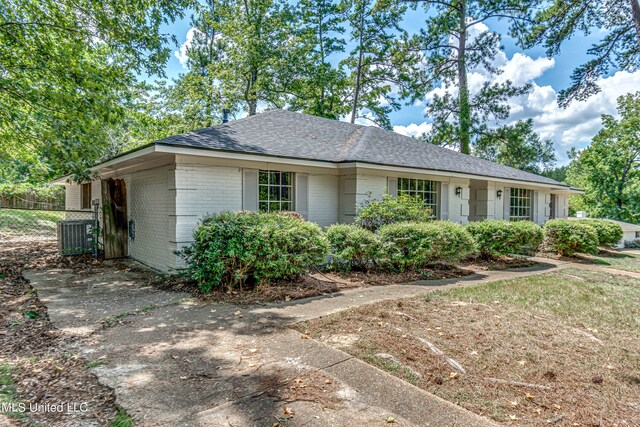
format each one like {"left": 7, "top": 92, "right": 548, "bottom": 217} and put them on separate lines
{"left": 158, "top": 7, "right": 640, "bottom": 165}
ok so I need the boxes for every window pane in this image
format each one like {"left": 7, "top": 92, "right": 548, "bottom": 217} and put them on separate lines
{"left": 259, "top": 202, "right": 268, "bottom": 212}
{"left": 269, "top": 171, "right": 278, "bottom": 185}
{"left": 281, "top": 172, "right": 291, "bottom": 186}
{"left": 259, "top": 171, "right": 268, "bottom": 184}
{"left": 269, "top": 186, "right": 279, "bottom": 199}
{"left": 281, "top": 187, "right": 290, "bottom": 201}
{"left": 269, "top": 202, "right": 280, "bottom": 212}
{"left": 259, "top": 187, "right": 269, "bottom": 201}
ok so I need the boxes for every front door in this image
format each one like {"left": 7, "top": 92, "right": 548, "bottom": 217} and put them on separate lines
{"left": 102, "top": 178, "right": 128, "bottom": 259}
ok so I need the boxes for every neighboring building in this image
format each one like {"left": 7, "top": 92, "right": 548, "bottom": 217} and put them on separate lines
{"left": 52, "top": 110, "right": 578, "bottom": 272}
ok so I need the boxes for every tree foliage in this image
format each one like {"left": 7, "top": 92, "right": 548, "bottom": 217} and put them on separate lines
{"left": 527, "top": 0, "right": 640, "bottom": 106}
{"left": 0, "top": 0, "right": 191, "bottom": 180}
{"left": 408, "top": 0, "right": 535, "bottom": 153}
{"left": 567, "top": 93, "right": 640, "bottom": 224}
{"left": 474, "top": 119, "right": 556, "bottom": 174}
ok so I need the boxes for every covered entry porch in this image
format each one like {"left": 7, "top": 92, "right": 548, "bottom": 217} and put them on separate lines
{"left": 467, "top": 178, "right": 570, "bottom": 225}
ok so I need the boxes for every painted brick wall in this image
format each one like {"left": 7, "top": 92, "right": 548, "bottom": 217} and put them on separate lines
{"left": 127, "top": 166, "right": 177, "bottom": 272}
{"left": 172, "top": 164, "right": 243, "bottom": 268}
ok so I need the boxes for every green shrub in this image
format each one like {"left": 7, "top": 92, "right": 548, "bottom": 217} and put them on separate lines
{"left": 465, "top": 220, "right": 543, "bottom": 257}
{"left": 543, "top": 219, "right": 599, "bottom": 256}
{"left": 576, "top": 219, "right": 623, "bottom": 247}
{"left": 325, "top": 224, "right": 383, "bottom": 271}
{"left": 181, "top": 211, "right": 330, "bottom": 292}
{"left": 355, "top": 194, "right": 433, "bottom": 231}
{"left": 378, "top": 221, "right": 476, "bottom": 270}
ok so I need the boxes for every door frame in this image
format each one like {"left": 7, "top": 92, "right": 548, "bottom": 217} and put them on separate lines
{"left": 101, "top": 178, "right": 128, "bottom": 259}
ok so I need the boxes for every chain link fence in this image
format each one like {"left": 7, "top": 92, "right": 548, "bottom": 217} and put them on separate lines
{"left": 0, "top": 207, "right": 101, "bottom": 256}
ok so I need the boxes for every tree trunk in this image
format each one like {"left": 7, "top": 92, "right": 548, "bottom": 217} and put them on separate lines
{"left": 247, "top": 69, "right": 258, "bottom": 116}
{"left": 457, "top": 1, "right": 471, "bottom": 154}
{"left": 350, "top": 1, "right": 366, "bottom": 124}
{"left": 631, "top": 0, "right": 640, "bottom": 50}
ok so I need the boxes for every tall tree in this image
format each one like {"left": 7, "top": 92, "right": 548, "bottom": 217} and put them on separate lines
{"left": 407, "top": 0, "right": 534, "bottom": 153}
{"left": 527, "top": 0, "right": 640, "bottom": 106}
{"left": 343, "top": 0, "right": 414, "bottom": 128}
{"left": 286, "top": 0, "right": 350, "bottom": 119}
{"left": 214, "top": 0, "right": 298, "bottom": 115}
{"left": 0, "top": 0, "right": 191, "bottom": 180}
{"left": 567, "top": 93, "right": 640, "bottom": 223}
{"left": 474, "top": 119, "right": 556, "bottom": 173}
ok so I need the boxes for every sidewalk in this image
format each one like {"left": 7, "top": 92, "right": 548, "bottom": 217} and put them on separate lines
{"left": 22, "top": 258, "right": 581, "bottom": 426}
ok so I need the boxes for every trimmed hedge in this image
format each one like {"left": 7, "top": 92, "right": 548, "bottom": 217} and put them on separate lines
{"left": 543, "top": 219, "right": 599, "bottom": 256}
{"left": 576, "top": 219, "right": 623, "bottom": 247}
{"left": 378, "top": 221, "right": 476, "bottom": 270}
{"left": 181, "top": 211, "right": 330, "bottom": 291}
{"left": 465, "top": 220, "right": 543, "bottom": 257}
{"left": 355, "top": 194, "right": 433, "bottom": 231}
{"left": 325, "top": 224, "right": 383, "bottom": 271}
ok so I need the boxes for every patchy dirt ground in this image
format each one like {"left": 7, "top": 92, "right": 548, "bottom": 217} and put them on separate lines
{"left": 0, "top": 242, "right": 124, "bottom": 426}
{"left": 295, "top": 268, "right": 640, "bottom": 426}
{"left": 155, "top": 258, "right": 542, "bottom": 306}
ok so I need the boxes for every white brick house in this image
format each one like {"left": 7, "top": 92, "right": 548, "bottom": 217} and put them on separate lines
{"left": 53, "top": 110, "right": 578, "bottom": 272}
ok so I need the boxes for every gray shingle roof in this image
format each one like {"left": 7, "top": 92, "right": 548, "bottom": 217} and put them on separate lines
{"left": 156, "top": 109, "right": 567, "bottom": 187}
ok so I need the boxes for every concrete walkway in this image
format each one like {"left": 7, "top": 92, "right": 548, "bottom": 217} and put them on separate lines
{"left": 23, "top": 256, "right": 616, "bottom": 427}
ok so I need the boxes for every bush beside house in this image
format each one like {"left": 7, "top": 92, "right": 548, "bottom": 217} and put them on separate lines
{"left": 543, "top": 219, "right": 599, "bottom": 256}
{"left": 575, "top": 219, "right": 623, "bottom": 247}
{"left": 465, "top": 220, "right": 543, "bottom": 258}
{"left": 355, "top": 194, "right": 434, "bottom": 231}
{"left": 183, "top": 200, "right": 611, "bottom": 291}
{"left": 325, "top": 224, "right": 382, "bottom": 271}
{"left": 378, "top": 221, "right": 476, "bottom": 270}
{"left": 181, "top": 211, "right": 329, "bottom": 291}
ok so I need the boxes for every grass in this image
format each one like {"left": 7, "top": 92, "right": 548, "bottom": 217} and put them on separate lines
{"left": 111, "top": 408, "right": 134, "bottom": 427}
{"left": 297, "top": 268, "right": 640, "bottom": 425}
{"left": 0, "top": 208, "right": 64, "bottom": 237}
{"left": 0, "top": 363, "right": 27, "bottom": 421}
{"left": 580, "top": 250, "right": 640, "bottom": 272}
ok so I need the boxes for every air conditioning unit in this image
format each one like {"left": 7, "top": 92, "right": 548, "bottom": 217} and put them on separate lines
{"left": 57, "top": 220, "right": 95, "bottom": 255}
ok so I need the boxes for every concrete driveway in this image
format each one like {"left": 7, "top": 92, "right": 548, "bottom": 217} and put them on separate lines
{"left": 23, "top": 260, "right": 566, "bottom": 426}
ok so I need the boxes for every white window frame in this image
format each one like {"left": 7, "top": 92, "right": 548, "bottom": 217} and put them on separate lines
{"left": 509, "top": 188, "right": 532, "bottom": 221}
{"left": 258, "top": 170, "right": 294, "bottom": 213}
{"left": 398, "top": 178, "right": 439, "bottom": 218}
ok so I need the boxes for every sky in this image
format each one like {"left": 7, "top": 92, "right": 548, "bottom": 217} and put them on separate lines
{"left": 158, "top": 7, "right": 640, "bottom": 166}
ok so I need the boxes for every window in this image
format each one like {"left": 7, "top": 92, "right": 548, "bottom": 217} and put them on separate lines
{"left": 258, "top": 170, "right": 293, "bottom": 212}
{"left": 636, "top": 231, "right": 640, "bottom": 239}
{"left": 398, "top": 178, "right": 439, "bottom": 217}
{"left": 509, "top": 188, "right": 532, "bottom": 221}
{"left": 81, "top": 183, "right": 91, "bottom": 210}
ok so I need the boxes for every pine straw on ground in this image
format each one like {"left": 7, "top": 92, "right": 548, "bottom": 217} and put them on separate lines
{"left": 295, "top": 269, "right": 640, "bottom": 426}
{"left": 0, "top": 242, "right": 121, "bottom": 426}
{"left": 154, "top": 263, "right": 479, "bottom": 306}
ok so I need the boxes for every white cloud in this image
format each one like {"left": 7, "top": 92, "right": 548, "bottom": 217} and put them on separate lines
{"left": 393, "top": 122, "right": 433, "bottom": 137}
{"left": 175, "top": 27, "right": 203, "bottom": 67}
{"left": 419, "top": 23, "right": 640, "bottom": 164}
{"left": 508, "top": 70, "right": 640, "bottom": 158}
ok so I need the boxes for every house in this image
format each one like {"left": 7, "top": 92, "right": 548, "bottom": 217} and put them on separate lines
{"left": 52, "top": 110, "right": 578, "bottom": 272}
{"left": 569, "top": 217, "right": 640, "bottom": 248}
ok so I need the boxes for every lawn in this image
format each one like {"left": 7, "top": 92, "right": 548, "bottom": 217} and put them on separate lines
{"left": 579, "top": 250, "right": 640, "bottom": 272}
{"left": 0, "top": 209, "right": 64, "bottom": 239}
{"left": 296, "top": 268, "right": 640, "bottom": 425}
